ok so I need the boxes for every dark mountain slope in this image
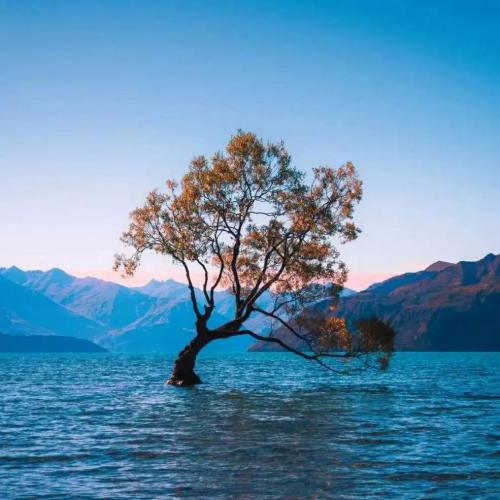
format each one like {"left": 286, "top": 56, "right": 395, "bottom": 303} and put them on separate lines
{"left": 425, "top": 261, "right": 453, "bottom": 272}
{"left": 0, "top": 333, "right": 107, "bottom": 353}
{"left": 251, "top": 253, "right": 500, "bottom": 352}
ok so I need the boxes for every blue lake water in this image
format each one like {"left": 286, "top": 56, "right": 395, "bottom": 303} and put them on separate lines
{"left": 0, "top": 352, "right": 499, "bottom": 499}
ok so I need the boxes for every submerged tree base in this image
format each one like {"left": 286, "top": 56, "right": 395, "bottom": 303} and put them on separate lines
{"left": 166, "top": 335, "right": 207, "bottom": 387}
{"left": 166, "top": 370, "right": 202, "bottom": 387}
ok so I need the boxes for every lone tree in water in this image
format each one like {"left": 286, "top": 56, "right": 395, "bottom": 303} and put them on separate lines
{"left": 115, "top": 131, "right": 394, "bottom": 386}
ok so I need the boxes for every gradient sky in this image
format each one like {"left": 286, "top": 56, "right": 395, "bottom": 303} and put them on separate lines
{"left": 1, "top": 0, "right": 499, "bottom": 290}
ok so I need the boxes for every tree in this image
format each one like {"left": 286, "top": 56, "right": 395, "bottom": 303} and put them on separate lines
{"left": 114, "top": 131, "right": 394, "bottom": 386}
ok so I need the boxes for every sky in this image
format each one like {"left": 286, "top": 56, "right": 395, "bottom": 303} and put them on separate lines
{"left": 1, "top": 0, "right": 499, "bottom": 290}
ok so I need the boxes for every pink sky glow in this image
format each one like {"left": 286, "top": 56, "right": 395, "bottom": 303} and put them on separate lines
{"left": 71, "top": 267, "right": 396, "bottom": 292}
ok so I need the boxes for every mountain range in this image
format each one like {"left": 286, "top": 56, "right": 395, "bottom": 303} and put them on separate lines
{"left": 0, "top": 266, "right": 304, "bottom": 352}
{"left": 1, "top": 253, "right": 498, "bottom": 352}
{"left": 251, "top": 253, "right": 500, "bottom": 352}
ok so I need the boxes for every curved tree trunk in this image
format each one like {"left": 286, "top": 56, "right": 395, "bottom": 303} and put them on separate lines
{"left": 167, "top": 334, "right": 210, "bottom": 387}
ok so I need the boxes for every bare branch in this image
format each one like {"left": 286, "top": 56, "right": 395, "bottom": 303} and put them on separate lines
{"left": 247, "top": 332, "right": 342, "bottom": 373}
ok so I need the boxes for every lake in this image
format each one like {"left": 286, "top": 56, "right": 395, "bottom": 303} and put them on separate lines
{"left": 0, "top": 352, "right": 499, "bottom": 498}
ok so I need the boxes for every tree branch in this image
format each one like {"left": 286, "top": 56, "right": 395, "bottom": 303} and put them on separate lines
{"left": 175, "top": 258, "right": 202, "bottom": 319}
{"left": 247, "top": 332, "right": 342, "bottom": 373}
{"left": 251, "top": 306, "right": 315, "bottom": 351}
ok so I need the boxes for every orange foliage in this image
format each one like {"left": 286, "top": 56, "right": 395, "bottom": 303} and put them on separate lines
{"left": 115, "top": 131, "right": 394, "bottom": 373}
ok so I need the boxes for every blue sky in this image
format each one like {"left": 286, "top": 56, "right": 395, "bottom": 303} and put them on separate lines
{"left": 1, "top": 0, "right": 499, "bottom": 289}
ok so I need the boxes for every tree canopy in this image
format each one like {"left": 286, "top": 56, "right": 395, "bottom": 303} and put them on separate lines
{"left": 115, "top": 131, "right": 394, "bottom": 385}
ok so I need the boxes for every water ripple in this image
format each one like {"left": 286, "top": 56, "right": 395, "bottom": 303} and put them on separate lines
{"left": 0, "top": 352, "right": 499, "bottom": 499}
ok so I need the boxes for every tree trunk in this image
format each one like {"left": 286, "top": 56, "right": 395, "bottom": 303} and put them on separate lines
{"left": 167, "top": 335, "right": 209, "bottom": 387}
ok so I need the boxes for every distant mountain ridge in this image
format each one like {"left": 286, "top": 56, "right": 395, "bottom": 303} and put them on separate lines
{"left": 0, "top": 267, "right": 320, "bottom": 351}
{"left": 2, "top": 255, "right": 498, "bottom": 352}
{"left": 0, "top": 274, "right": 105, "bottom": 340}
{"left": 0, "top": 333, "right": 106, "bottom": 353}
{"left": 251, "top": 253, "right": 500, "bottom": 352}
{"left": 1, "top": 266, "right": 157, "bottom": 329}
{"left": 425, "top": 261, "right": 453, "bottom": 272}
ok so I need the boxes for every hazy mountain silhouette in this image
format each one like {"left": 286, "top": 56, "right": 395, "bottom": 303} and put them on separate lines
{"left": 0, "top": 333, "right": 106, "bottom": 353}
{"left": 134, "top": 278, "right": 189, "bottom": 300}
{"left": 1, "top": 266, "right": 157, "bottom": 329}
{"left": 0, "top": 267, "right": 292, "bottom": 351}
{"left": 0, "top": 274, "right": 105, "bottom": 340}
